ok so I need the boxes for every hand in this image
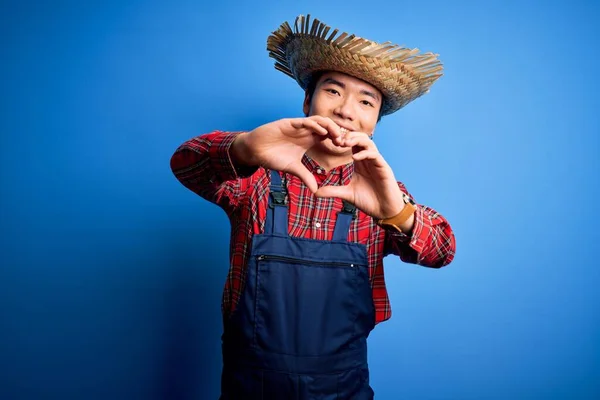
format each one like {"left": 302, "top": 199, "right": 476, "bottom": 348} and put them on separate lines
{"left": 231, "top": 116, "right": 344, "bottom": 192}
{"left": 314, "top": 131, "right": 405, "bottom": 219}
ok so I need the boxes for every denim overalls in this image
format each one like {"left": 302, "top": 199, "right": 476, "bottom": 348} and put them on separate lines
{"left": 220, "top": 170, "right": 376, "bottom": 399}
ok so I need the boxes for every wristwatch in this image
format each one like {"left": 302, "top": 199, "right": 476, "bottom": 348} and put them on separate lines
{"left": 376, "top": 193, "right": 417, "bottom": 232}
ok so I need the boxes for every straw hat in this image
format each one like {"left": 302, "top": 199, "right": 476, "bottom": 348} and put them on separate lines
{"left": 267, "top": 14, "right": 443, "bottom": 116}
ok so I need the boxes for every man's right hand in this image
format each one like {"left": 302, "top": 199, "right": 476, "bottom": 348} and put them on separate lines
{"left": 230, "top": 116, "right": 344, "bottom": 192}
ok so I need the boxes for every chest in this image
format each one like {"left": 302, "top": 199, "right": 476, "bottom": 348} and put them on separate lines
{"left": 242, "top": 172, "right": 376, "bottom": 244}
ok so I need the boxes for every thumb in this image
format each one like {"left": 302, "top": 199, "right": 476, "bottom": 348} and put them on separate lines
{"left": 286, "top": 163, "right": 318, "bottom": 193}
{"left": 314, "top": 184, "right": 353, "bottom": 201}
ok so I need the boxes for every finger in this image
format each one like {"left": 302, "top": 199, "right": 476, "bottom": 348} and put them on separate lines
{"left": 342, "top": 132, "right": 375, "bottom": 149}
{"left": 291, "top": 118, "right": 328, "bottom": 136}
{"left": 286, "top": 162, "right": 319, "bottom": 193}
{"left": 310, "top": 116, "right": 344, "bottom": 144}
{"left": 352, "top": 149, "right": 381, "bottom": 162}
{"left": 314, "top": 184, "right": 353, "bottom": 201}
{"left": 300, "top": 117, "right": 344, "bottom": 145}
{"left": 303, "top": 119, "right": 330, "bottom": 136}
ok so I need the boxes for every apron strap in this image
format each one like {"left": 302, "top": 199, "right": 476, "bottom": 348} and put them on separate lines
{"left": 264, "top": 170, "right": 289, "bottom": 236}
{"left": 332, "top": 200, "right": 356, "bottom": 241}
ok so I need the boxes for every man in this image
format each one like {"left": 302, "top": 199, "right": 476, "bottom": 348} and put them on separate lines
{"left": 170, "top": 14, "right": 456, "bottom": 399}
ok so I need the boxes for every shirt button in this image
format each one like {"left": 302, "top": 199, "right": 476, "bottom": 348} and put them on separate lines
{"left": 316, "top": 168, "right": 324, "bottom": 174}
{"left": 315, "top": 222, "right": 321, "bottom": 228}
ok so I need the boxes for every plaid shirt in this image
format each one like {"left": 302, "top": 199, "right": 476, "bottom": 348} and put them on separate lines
{"left": 170, "top": 131, "right": 456, "bottom": 324}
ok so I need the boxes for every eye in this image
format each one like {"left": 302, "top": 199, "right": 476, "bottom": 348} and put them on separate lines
{"left": 361, "top": 100, "right": 374, "bottom": 107}
{"left": 325, "top": 88, "right": 340, "bottom": 95}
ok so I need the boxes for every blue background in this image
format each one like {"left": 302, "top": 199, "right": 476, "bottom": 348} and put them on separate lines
{"left": 1, "top": 0, "right": 599, "bottom": 399}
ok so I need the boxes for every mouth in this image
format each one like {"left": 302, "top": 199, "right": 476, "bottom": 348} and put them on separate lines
{"left": 333, "top": 120, "right": 353, "bottom": 133}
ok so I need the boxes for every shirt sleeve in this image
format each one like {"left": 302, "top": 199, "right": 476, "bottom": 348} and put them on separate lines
{"left": 169, "top": 130, "right": 259, "bottom": 216}
{"left": 383, "top": 182, "right": 456, "bottom": 268}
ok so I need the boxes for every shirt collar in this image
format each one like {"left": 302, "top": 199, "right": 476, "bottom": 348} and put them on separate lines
{"left": 302, "top": 154, "right": 354, "bottom": 186}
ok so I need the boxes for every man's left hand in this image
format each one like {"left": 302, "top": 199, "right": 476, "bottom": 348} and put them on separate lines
{"left": 314, "top": 131, "right": 406, "bottom": 220}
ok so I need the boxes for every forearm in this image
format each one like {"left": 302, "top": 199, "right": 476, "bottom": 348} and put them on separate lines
{"left": 170, "top": 131, "right": 254, "bottom": 211}
{"left": 230, "top": 132, "right": 258, "bottom": 167}
{"left": 379, "top": 201, "right": 416, "bottom": 234}
{"left": 384, "top": 204, "right": 456, "bottom": 268}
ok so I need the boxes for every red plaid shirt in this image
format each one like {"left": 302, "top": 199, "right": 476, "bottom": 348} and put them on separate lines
{"left": 170, "top": 131, "right": 456, "bottom": 324}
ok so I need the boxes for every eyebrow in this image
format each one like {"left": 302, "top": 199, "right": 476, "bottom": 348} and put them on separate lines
{"left": 321, "top": 77, "right": 381, "bottom": 103}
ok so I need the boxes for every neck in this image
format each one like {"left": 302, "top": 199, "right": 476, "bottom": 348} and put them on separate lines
{"left": 305, "top": 147, "right": 354, "bottom": 171}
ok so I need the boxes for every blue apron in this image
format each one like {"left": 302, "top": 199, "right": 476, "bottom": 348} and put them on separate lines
{"left": 220, "top": 170, "right": 376, "bottom": 399}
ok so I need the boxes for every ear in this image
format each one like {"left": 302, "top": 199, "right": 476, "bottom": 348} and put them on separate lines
{"left": 303, "top": 91, "right": 310, "bottom": 116}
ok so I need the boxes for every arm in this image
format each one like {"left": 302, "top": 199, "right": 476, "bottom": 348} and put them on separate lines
{"left": 311, "top": 131, "right": 456, "bottom": 268}
{"left": 169, "top": 131, "right": 259, "bottom": 215}
{"left": 170, "top": 116, "right": 343, "bottom": 211}
{"left": 383, "top": 183, "right": 456, "bottom": 268}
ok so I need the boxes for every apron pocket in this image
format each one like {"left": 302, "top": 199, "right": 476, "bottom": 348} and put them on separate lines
{"left": 255, "top": 255, "right": 362, "bottom": 356}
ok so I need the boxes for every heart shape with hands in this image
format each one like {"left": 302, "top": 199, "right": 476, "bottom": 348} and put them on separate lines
{"left": 231, "top": 116, "right": 406, "bottom": 220}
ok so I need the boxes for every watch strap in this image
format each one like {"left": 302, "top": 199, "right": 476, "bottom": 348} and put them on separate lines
{"left": 377, "top": 203, "right": 417, "bottom": 232}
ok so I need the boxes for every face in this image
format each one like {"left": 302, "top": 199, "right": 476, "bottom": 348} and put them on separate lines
{"left": 303, "top": 71, "right": 382, "bottom": 156}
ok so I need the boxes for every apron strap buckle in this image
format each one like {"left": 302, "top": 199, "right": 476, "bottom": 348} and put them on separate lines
{"left": 341, "top": 200, "right": 357, "bottom": 220}
{"left": 270, "top": 191, "right": 286, "bottom": 207}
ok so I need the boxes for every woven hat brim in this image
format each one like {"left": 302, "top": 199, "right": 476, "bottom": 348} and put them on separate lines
{"left": 267, "top": 15, "right": 443, "bottom": 115}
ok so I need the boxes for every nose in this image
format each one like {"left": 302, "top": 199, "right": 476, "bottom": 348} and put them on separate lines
{"left": 333, "top": 96, "right": 355, "bottom": 121}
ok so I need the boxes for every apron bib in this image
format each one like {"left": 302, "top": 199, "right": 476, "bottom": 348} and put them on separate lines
{"left": 221, "top": 170, "right": 376, "bottom": 399}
